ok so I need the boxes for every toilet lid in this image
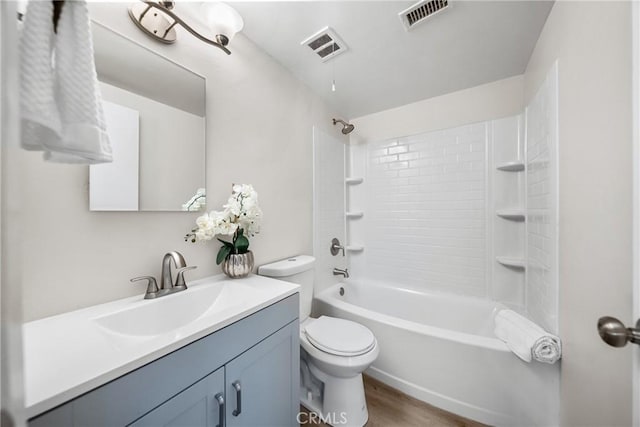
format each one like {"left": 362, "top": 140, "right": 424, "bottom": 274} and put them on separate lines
{"left": 304, "top": 316, "right": 376, "bottom": 356}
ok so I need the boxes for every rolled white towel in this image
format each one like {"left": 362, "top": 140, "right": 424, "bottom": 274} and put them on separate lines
{"left": 494, "top": 309, "right": 561, "bottom": 364}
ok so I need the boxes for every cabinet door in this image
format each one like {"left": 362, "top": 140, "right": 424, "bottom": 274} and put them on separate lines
{"left": 129, "top": 367, "right": 225, "bottom": 427}
{"left": 226, "top": 321, "right": 299, "bottom": 427}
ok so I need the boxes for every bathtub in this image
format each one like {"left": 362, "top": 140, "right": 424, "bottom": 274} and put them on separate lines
{"left": 314, "top": 280, "right": 559, "bottom": 426}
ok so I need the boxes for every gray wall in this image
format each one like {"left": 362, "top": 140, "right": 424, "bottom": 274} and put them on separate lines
{"left": 17, "top": 3, "right": 345, "bottom": 321}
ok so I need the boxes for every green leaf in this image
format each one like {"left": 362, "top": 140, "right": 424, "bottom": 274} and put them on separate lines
{"left": 216, "top": 246, "right": 232, "bottom": 265}
{"left": 234, "top": 235, "right": 249, "bottom": 253}
{"left": 217, "top": 238, "right": 234, "bottom": 249}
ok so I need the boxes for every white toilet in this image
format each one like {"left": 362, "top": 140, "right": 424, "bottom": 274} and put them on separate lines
{"left": 258, "top": 255, "right": 379, "bottom": 427}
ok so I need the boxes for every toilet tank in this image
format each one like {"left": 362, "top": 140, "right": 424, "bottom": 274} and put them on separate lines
{"left": 258, "top": 255, "right": 315, "bottom": 322}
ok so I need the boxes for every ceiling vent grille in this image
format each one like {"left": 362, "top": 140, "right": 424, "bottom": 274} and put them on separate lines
{"left": 301, "top": 27, "right": 348, "bottom": 62}
{"left": 399, "top": 0, "right": 450, "bottom": 31}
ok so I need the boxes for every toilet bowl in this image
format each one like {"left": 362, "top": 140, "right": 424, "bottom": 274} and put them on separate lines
{"left": 258, "top": 256, "right": 378, "bottom": 427}
{"left": 300, "top": 316, "right": 379, "bottom": 427}
{"left": 301, "top": 317, "right": 379, "bottom": 378}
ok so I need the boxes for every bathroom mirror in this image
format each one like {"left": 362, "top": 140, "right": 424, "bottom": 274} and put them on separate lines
{"left": 89, "top": 22, "right": 206, "bottom": 212}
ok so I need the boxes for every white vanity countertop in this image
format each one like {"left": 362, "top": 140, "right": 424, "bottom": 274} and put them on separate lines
{"left": 22, "top": 274, "right": 299, "bottom": 419}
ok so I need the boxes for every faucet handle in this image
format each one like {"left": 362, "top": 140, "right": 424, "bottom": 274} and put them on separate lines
{"left": 330, "top": 238, "right": 345, "bottom": 257}
{"left": 131, "top": 276, "right": 159, "bottom": 299}
{"left": 174, "top": 266, "right": 197, "bottom": 289}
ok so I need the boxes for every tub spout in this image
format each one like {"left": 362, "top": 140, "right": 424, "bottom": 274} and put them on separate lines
{"left": 333, "top": 268, "right": 349, "bottom": 278}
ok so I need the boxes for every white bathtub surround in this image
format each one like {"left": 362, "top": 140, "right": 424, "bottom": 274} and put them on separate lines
{"left": 345, "top": 67, "right": 559, "bottom": 327}
{"left": 358, "top": 123, "right": 489, "bottom": 297}
{"left": 494, "top": 309, "right": 561, "bottom": 364}
{"left": 491, "top": 115, "right": 526, "bottom": 306}
{"left": 315, "top": 280, "right": 559, "bottom": 427}
{"left": 334, "top": 69, "right": 560, "bottom": 425}
{"left": 313, "top": 127, "right": 347, "bottom": 293}
{"left": 526, "top": 61, "right": 559, "bottom": 335}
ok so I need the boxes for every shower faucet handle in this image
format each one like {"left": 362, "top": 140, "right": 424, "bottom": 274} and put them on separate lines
{"left": 330, "top": 238, "right": 345, "bottom": 257}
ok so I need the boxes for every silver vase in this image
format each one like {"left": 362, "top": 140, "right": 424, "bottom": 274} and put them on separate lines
{"left": 221, "top": 251, "right": 254, "bottom": 278}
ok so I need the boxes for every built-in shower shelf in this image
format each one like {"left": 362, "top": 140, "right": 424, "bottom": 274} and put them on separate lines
{"left": 346, "top": 212, "right": 364, "bottom": 219}
{"left": 496, "top": 256, "right": 526, "bottom": 270}
{"left": 346, "top": 245, "right": 364, "bottom": 252}
{"left": 346, "top": 177, "right": 364, "bottom": 185}
{"left": 496, "top": 161, "right": 525, "bottom": 172}
{"left": 496, "top": 209, "right": 526, "bottom": 221}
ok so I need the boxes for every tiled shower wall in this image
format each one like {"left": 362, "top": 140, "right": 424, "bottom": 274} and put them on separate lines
{"left": 348, "top": 65, "right": 557, "bottom": 318}
{"left": 526, "top": 62, "right": 559, "bottom": 334}
{"left": 313, "top": 127, "right": 347, "bottom": 294}
{"left": 359, "top": 123, "right": 489, "bottom": 296}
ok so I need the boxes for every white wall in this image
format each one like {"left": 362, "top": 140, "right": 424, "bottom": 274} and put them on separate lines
{"left": 16, "top": 3, "right": 345, "bottom": 321}
{"left": 524, "top": 2, "right": 632, "bottom": 426}
{"left": 1, "top": 1, "right": 25, "bottom": 423}
{"left": 350, "top": 75, "right": 524, "bottom": 143}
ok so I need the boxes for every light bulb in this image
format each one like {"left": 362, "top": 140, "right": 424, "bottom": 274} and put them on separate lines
{"left": 201, "top": 2, "right": 244, "bottom": 44}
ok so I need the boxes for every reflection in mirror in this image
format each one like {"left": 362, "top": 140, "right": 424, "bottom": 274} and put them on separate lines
{"left": 89, "top": 22, "right": 206, "bottom": 212}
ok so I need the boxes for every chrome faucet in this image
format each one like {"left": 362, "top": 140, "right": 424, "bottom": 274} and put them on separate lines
{"left": 333, "top": 268, "right": 349, "bottom": 278}
{"left": 131, "top": 251, "right": 197, "bottom": 299}
{"left": 161, "top": 251, "right": 187, "bottom": 291}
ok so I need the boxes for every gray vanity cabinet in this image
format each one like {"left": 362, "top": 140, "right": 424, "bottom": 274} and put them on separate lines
{"left": 29, "top": 294, "right": 299, "bottom": 427}
{"left": 226, "top": 322, "right": 298, "bottom": 427}
{"left": 130, "top": 367, "right": 225, "bottom": 427}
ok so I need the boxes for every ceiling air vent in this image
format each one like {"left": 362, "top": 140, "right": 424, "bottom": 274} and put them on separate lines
{"left": 399, "top": 0, "right": 450, "bottom": 31}
{"left": 300, "top": 27, "right": 348, "bottom": 63}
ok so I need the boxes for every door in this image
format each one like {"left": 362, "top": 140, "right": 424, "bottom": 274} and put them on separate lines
{"left": 225, "top": 322, "right": 299, "bottom": 427}
{"left": 634, "top": 3, "right": 640, "bottom": 425}
{"left": 129, "top": 367, "right": 225, "bottom": 427}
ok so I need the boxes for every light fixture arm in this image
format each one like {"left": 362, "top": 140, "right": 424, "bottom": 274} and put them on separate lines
{"left": 129, "top": 1, "right": 231, "bottom": 55}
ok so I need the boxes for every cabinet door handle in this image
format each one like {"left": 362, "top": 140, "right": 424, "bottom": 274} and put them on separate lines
{"left": 232, "top": 381, "right": 242, "bottom": 416}
{"left": 215, "top": 393, "right": 225, "bottom": 427}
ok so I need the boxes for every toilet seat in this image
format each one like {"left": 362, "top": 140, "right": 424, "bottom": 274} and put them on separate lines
{"left": 304, "top": 316, "right": 376, "bottom": 357}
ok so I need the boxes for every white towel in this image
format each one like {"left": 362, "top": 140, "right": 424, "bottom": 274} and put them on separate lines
{"left": 20, "top": 0, "right": 112, "bottom": 164}
{"left": 494, "top": 309, "right": 562, "bottom": 364}
{"left": 20, "top": 0, "right": 62, "bottom": 150}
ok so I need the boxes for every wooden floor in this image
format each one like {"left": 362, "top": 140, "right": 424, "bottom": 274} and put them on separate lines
{"left": 300, "top": 375, "right": 486, "bottom": 427}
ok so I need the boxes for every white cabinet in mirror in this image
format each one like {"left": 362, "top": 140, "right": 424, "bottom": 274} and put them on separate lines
{"left": 89, "top": 21, "right": 206, "bottom": 212}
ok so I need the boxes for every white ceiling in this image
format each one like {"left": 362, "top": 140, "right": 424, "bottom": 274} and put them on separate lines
{"left": 195, "top": 1, "right": 553, "bottom": 119}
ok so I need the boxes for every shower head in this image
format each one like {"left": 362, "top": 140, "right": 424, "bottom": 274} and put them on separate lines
{"left": 333, "top": 118, "right": 355, "bottom": 135}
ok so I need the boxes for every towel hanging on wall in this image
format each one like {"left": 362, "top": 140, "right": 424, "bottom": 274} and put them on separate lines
{"left": 20, "top": 0, "right": 113, "bottom": 164}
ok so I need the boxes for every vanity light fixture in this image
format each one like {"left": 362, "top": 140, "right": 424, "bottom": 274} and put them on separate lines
{"left": 127, "top": 1, "right": 244, "bottom": 55}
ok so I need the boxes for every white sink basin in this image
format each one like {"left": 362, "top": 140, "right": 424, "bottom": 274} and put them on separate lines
{"left": 23, "top": 274, "right": 299, "bottom": 418}
{"left": 93, "top": 281, "right": 244, "bottom": 337}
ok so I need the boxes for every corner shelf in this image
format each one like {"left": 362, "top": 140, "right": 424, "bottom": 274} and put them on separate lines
{"left": 496, "top": 161, "right": 525, "bottom": 172}
{"left": 496, "top": 209, "right": 526, "bottom": 221}
{"left": 346, "top": 211, "right": 364, "bottom": 219}
{"left": 346, "top": 177, "right": 364, "bottom": 185}
{"left": 496, "top": 256, "right": 526, "bottom": 270}
{"left": 346, "top": 245, "right": 364, "bottom": 252}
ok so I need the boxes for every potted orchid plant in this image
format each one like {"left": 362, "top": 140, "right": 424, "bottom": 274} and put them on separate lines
{"left": 185, "top": 184, "right": 262, "bottom": 278}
